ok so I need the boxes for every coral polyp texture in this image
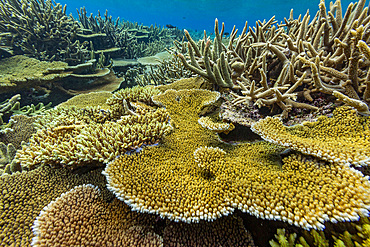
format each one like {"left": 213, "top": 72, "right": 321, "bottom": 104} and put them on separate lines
{"left": 163, "top": 215, "right": 255, "bottom": 246}
{"left": 106, "top": 85, "right": 162, "bottom": 118}
{"left": 16, "top": 105, "right": 172, "bottom": 170}
{"left": 198, "top": 116, "right": 235, "bottom": 134}
{"left": 251, "top": 106, "right": 370, "bottom": 167}
{"left": 0, "top": 166, "right": 109, "bottom": 246}
{"left": 32, "top": 184, "right": 162, "bottom": 247}
{"left": 103, "top": 89, "right": 370, "bottom": 230}
{"left": 12, "top": 85, "right": 172, "bottom": 170}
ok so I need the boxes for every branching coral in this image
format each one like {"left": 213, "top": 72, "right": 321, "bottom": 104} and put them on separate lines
{"left": 106, "top": 85, "right": 162, "bottom": 119}
{"left": 176, "top": 0, "right": 370, "bottom": 120}
{"left": 0, "top": 0, "right": 84, "bottom": 62}
{"left": 251, "top": 106, "right": 370, "bottom": 167}
{"left": 0, "top": 142, "right": 16, "bottom": 168}
{"left": 103, "top": 89, "right": 370, "bottom": 230}
{"left": 77, "top": 7, "right": 182, "bottom": 60}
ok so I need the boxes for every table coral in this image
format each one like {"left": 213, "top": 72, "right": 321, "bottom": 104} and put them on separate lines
{"left": 251, "top": 106, "right": 370, "bottom": 167}
{"left": 16, "top": 106, "right": 172, "bottom": 170}
{"left": 103, "top": 89, "right": 370, "bottom": 230}
{"left": 0, "top": 165, "right": 110, "bottom": 247}
{"left": 32, "top": 184, "right": 161, "bottom": 247}
{"left": 106, "top": 85, "right": 162, "bottom": 119}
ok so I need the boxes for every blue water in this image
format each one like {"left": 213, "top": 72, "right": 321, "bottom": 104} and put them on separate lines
{"left": 59, "top": 0, "right": 361, "bottom": 32}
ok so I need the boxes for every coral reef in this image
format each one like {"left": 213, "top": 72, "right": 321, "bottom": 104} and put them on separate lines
{"left": 32, "top": 184, "right": 161, "bottom": 247}
{"left": 0, "top": 165, "right": 110, "bottom": 246}
{"left": 177, "top": 0, "right": 370, "bottom": 120}
{"left": 57, "top": 91, "right": 112, "bottom": 109}
{"left": 251, "top": 106, "right": 370, "bottom": 167}
{"left": 106, "top": 85, "right": 162, "bottom": 118}
{"left": 0, "top": 55, "right": 115, "bottom": 96}
{"left": 104, "top": 89, "right": 370, "bottom": 230}
{"left": 163, "top": 215, "right": 255, "bottom": 246}
{"left": 77, "top": 7, "right": 183, "bottom": 60}
{"left": 0, "top": 115, "right": 37, "bottom": 149}
{"left": 14, "top": 86, "right": 172, "bottom": 170}
{"left": 269, "top": 216, "right": 370, "bottom": 246}
{"left": 0, "top": 142, "right": 16, "bottom": 168}
{"left": 0, "top": 0, "right": 91, "bottom": 63}
{"left": 32, "top": 184, "right": 255, "bottom": 247}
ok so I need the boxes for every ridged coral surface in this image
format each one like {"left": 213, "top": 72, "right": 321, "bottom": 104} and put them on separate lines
{"left": 0, "top": 166, "right": 109, "bottom": 246}
{"left": 104, "top": 89, "right": 370, "bottom": 230}
{"left": 32, "top": 184, "right": 162, "bottom": 247}
{"left": 251, "top": 106, "right": 370, "bottom": 167}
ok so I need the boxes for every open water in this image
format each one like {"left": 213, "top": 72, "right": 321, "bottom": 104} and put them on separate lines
{"left": 59, "top": 0, "right": 358, "bottom": 32}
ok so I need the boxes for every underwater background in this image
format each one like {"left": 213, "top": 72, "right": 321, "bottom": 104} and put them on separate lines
{"left": 1, "top": 0, "right": 370, "bottom": 246}
{"left": 58, "top": 0, "right": 356, "bottom": 31}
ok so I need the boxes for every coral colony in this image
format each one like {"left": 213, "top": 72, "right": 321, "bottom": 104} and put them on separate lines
{"left": 0, "top": 0, "right": 370, "bottom": 246}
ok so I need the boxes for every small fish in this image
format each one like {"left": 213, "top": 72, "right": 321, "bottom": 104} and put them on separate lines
{"left": 166, "top": 24, "right": 176, "bottom": 29}
{"left": 224, "top": 32, "right": 230, "bottom": 36}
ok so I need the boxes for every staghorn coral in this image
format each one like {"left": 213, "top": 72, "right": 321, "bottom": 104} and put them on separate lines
{"left": 0, "top": 0, "right": 86, "bottom": 63}
{"left": 177, "top": 0, "right": 370, "bottom": 120}
{"left": 0, "top": 165, "right": 111, "bottom": 246}
{"left": 77, "top": 7, "right": 182, "bottom": 60}
{"left": 103, "top": 89, "right": 370, "bottom": 230}
{"left": 0, "top": 94, "right": 21, "bottom": 124}
{"left": 32, "top": 184, "right": 161, "bottom": 247}
{"left": 0, "top": 142, "right": 16, "bottom": 168}
{"left": 251, "top": 106, "right": 370, "bottom": 167}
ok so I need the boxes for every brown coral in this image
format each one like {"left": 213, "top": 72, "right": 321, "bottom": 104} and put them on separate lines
{"left": 103, "top": 89, "right": 370, "bottom": 230}
{"left": 0, "top": 165, "right": 110, "bottom": 246}
{"left": 163, "top": 215, "right": 255, "bottom": 246}
{"left": 251, "top": 106, "right": 370, "bottom": 167}
{"left": 32, "top": 184, "right": 161, "bottom": 247}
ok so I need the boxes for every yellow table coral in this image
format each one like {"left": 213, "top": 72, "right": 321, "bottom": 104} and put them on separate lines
{"left": 104, "top": 89, "right": 370, "bottom": 231}
{"left": 251, "top": 106, "right": 370, "bottom": 167}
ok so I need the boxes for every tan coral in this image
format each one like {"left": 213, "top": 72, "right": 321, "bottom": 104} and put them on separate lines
{"left": 198, "top": 116, "right": 235, "bottom": 134}
{"left": 0, "top": 115, "right": 37, "bottom": 149}
{"left": 0, "top": 165, "right": 109, "bottom": 246}
{"left": 32, "top": 184, "right": 161, "bottom": 247}
{"left": 0, "top": 55, "right": 70, "bottom": 93}
{"left": 57, "top": 91, "right": 113, "bottom": 109}
{"left": 106, "top": 85, "right": 162, "bottom": 118}
{"left": 251, "top": 106, "right": 370, "bottom": 167}
{"left": 194, "top": 146, "right": 226, "bottom": 175}
{"left": 16, "top": 106, "right": 172, "bottom": 170}
{"left": 103, "top": 89, "right": 370, "bottom": 230}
